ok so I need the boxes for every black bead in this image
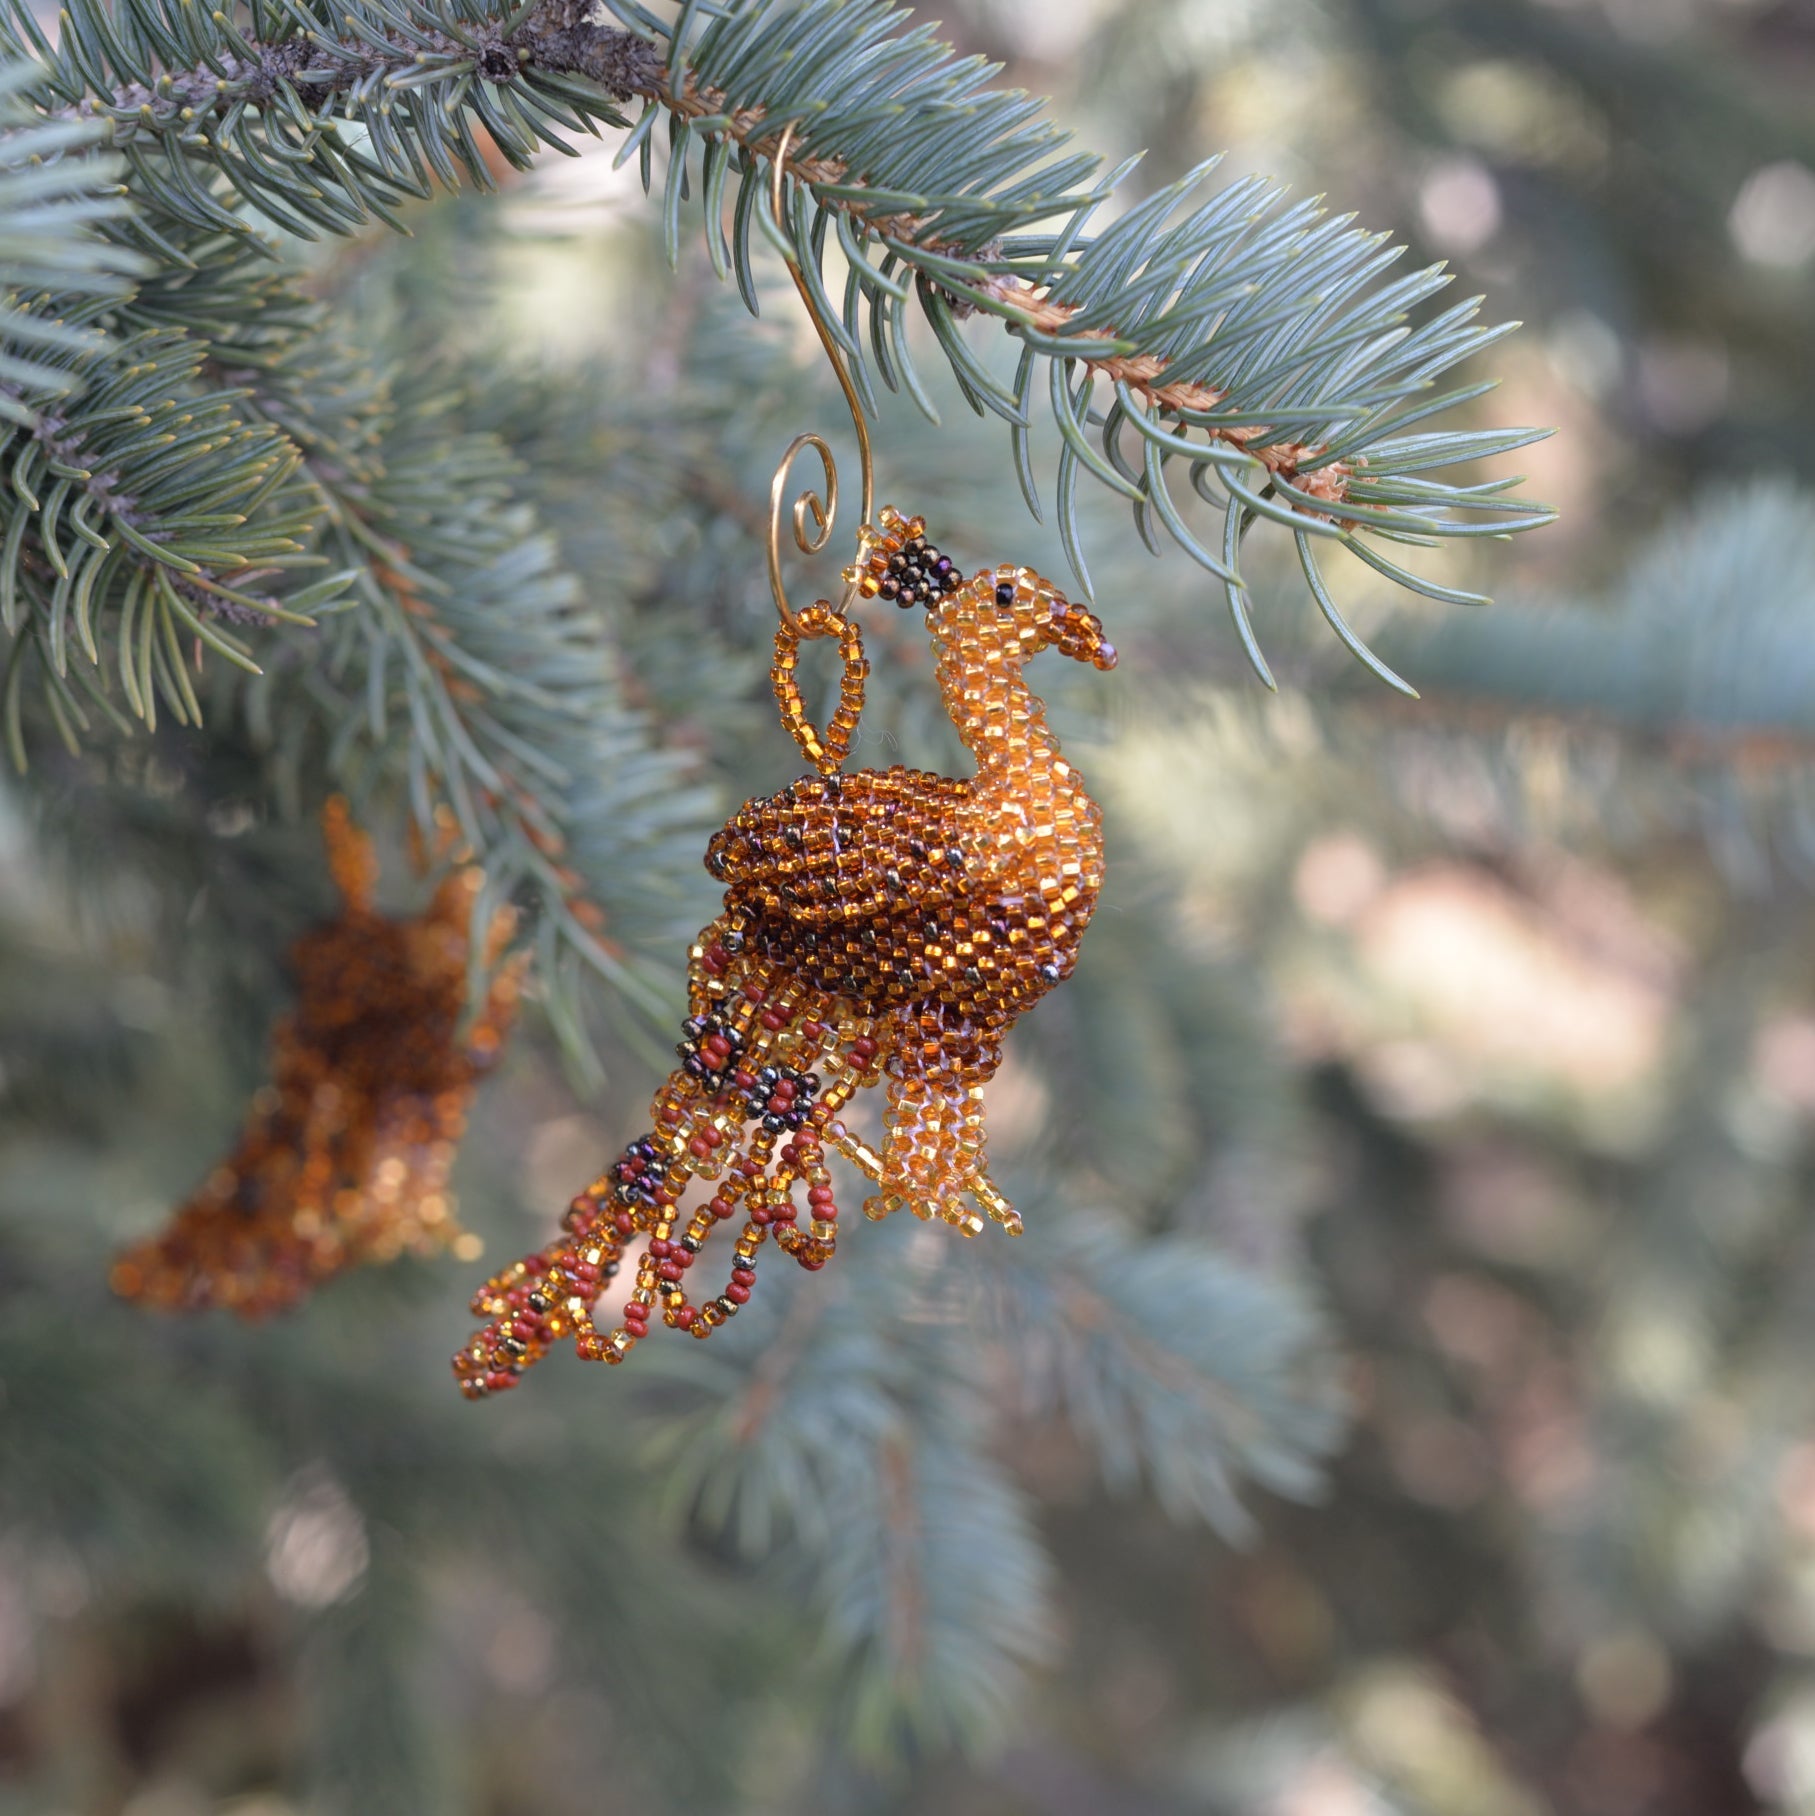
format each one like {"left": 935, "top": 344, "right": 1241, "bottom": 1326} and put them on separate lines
{"left": 995, "top": 580, "right": 1015, "bottom": 606}
{"left": 879, "top": 577, "right": 899, "bottom": 598}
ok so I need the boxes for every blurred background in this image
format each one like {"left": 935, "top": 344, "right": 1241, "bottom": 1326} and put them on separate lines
{"left": 5, "top": 0, "right": 1815, "bottom": 1810}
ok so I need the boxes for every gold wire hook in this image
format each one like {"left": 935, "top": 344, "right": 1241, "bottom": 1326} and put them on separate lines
{"left": 765, "top": 120, "right": 875, "bottom": 633}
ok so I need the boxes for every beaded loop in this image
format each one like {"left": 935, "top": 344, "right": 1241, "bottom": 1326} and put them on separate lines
{"left": 771, "top": 601, "right": 867, "bottom": 775}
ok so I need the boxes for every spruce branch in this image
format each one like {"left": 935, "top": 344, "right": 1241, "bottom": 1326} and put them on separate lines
{"left": 987, "top": 1215, "right": 1342, "bottom": 1536}
{"left": 622, "top": 0, "right": 1555, "bottom": 692}
{"left": 3, "top": 0, "right": 1552, "bottom": 692}
{"left": 1401, "top": 483, "right": 1815, "bottom": 753}
{"left": 0, "top": 58, "right": 140, "bottom": 418}
{"left": 0, "top": 115, "right": 714, "bottom": 1037}
{"left": 196, "top": 311, "right": 724, "bottom": 1050}
{"left": 641, "top": 1257, "right": 1055, "bottom": 1759}
{"left": 52, "top": 0, "right": 657, "bottom": 140}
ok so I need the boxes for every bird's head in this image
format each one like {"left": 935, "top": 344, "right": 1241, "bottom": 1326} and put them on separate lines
{"left": 852, "top": 511, "right": 1117, "bottom": 672}
{"left": 969, "top": 565, "right": 1118, "bottom": 671}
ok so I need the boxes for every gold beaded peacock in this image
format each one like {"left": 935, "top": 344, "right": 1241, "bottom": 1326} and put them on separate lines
{"left": 454, "top": 508, "right": 1114, "bottom": 1396}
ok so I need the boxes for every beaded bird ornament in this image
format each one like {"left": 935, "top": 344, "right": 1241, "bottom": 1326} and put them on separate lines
{"left": 454, "top": 131, "right": 1116, "bottom": 1397}
{"left": 454, "top": 510, "right": 1114, "bottom": 1394}
{"left": 114, "top": 798, "right": 521, "bottom": 1317}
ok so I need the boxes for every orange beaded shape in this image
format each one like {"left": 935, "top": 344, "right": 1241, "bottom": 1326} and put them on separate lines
{"left": 113, "top": 798, "right": 522, "bottom": 1318}
{"left": 453, "top": 511, "right": 1114, "bottom": 1397}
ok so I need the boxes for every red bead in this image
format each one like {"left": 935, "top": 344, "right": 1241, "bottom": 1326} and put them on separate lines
{"left": 725, "top": 1283, "right": 751, "bottom": 1304}
{"left": 674, "top": 1306, "right": 697, "bottom": 1328}
{"left": 852, "top": 1037, "right": 878, "bottom": 1060}
{"left": 660, "top": 1105, "right": 683, "bottom": 1125}
{"left": 688, "top": 1136, "right": 712, "bottom": 1158}
{"left": 807, "top": 1186, "right": 834, "bottom": 1206}
{"left": 614, "top": 1212, "right": 636, "bottom": 1236}
{"left": 485, "top": 1371, "right": 519, "bottom": 1392}
{"left": 710, "top": 1196, "right": 736, "bottom": 1220}
{"left": 658, "top": 1259, "right": 683, "bottom": 1283}
{"left": 624, "top": 1303, "right": 648, "bottom": 1324}
{"left": 761, "top": 1010, "right": 786, "bottom": 1030}
{"left": 649, "top": 1238, "right": 672, "bottom": 1259}
{"left": 733, "top": 1070, "right": 756, "bottom": 1089}
{"left": 750, "top": 1206, "right": 773, "bottom": 1225}
{"left": 743, "top": 984, "right": 767, "bottom": 1003}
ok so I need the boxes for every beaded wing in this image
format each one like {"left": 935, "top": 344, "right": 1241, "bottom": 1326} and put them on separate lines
{"left": 456, "top": 511, "right": 1115, "bottom": 1396}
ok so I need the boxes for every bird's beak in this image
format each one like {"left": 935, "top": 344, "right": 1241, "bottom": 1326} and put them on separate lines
{"left": 1048, "top": 598, "right": 1118, "bottom": 670}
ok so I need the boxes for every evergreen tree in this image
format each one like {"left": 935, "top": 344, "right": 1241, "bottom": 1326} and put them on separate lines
{"left": 1, "top": 0, "right": 1809, "bottom": 1812}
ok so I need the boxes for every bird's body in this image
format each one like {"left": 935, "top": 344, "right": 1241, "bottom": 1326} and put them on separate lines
{"left": 708, "top": 749, "right": 1103, "bottom": 1043}
{"left": 708, "top": 560, "right": 1114, "bottom": 1218}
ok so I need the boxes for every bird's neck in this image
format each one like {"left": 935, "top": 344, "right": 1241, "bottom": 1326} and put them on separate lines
{"left": 933, "top": 634, "right": 1059, "bottom": 786}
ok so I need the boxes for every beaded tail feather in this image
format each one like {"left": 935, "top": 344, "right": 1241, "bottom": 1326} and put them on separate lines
{"left": 456, "top": 515, "right": 1114, "bottom": 1396}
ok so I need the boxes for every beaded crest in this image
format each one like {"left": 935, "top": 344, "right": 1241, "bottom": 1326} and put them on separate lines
{"left": 454, "top": 518, "right": 1114, "bottom": 1396}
